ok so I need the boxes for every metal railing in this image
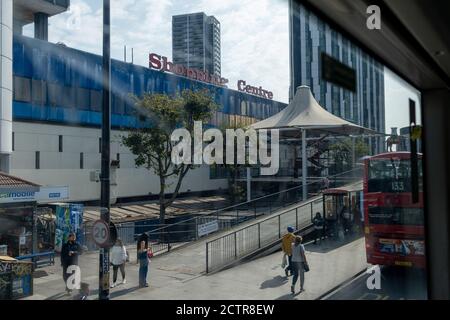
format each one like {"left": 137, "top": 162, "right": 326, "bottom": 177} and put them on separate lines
{"left": 134, "top": 182, "right": 321, "bottom": 254}
{"left": 205, "top": 168, "right": 363, "bottom": 273}
{"left": 133, "top": 167, "right": 363, "bottom": 255}
{"left": 205, "top": 196, "right": 324, "bottom": 273}
{"left": 81, "top": 167, "right": 362, "bottom": 255}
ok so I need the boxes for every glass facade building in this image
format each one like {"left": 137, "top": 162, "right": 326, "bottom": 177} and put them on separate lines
{"left": 289, "top": 2, "right": 385, "bottom": 154}
{"left": 172, "top": 12, "right": 221, "bottom": 76}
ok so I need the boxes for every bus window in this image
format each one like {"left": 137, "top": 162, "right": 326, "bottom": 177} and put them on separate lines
{"left": 368, "top": 158, "right": 423, "bottom": 193}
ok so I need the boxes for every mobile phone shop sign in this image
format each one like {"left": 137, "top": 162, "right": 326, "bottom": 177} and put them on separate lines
{"left": 0, "top": 186, "right": 69, "bottom": 204}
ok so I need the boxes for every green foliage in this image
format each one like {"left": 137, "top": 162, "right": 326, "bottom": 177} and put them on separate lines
{"left": 329, "top": 137, "right": 370, "bottom": 171}
{"left": 215, "top": 122, "right": 249, "bottom": 204}
{"left": 121, "top": 89, "right": 218, "bottom": 223}
{"left": 181, "top": 89, "right": 219, "bottom": 128}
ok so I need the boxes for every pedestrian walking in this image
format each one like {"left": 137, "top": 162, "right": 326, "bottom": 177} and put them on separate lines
{"left": 281, "top": 226, "right": 296, "bottom": 277}
{"left": 60, "top": 233, "right": 82, "bottom": 294}
{"left": 110, "top": 239, "right": 128, "bottom": 288}
{"left": 138, "top": 241, "right": 153, "bottom": 288}
{"left": 290, "top": 236, "right": 309, "bottom": 294}
{"left": 313, "top": 212, "right": 325, "bottom": 244}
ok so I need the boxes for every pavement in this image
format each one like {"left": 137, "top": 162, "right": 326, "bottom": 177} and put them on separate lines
{"left": 24, "top": 188, "right": 367, "bottom": 300}
{"left": 323, "top": 264, "right": 428, "bottom": 300}
{"left": 24, "top": 235, "right": 367, "bottom": 300}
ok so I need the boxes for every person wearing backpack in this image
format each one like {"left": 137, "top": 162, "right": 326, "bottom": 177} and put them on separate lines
{"left": 281, "top": 226, "right": 296, "bottom": 277}
{"left": 110, "top": 239, "right": 127, "bottom": 288}
{"left": 290, "top": 236, "right": 309, "bottom": 294}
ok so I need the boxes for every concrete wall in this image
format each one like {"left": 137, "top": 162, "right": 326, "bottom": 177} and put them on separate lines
{"left": 10, "top": 122, "right": 228, "bottom": 202}
{"left": 0, "top": 0, "right": 13, "bottom": 172}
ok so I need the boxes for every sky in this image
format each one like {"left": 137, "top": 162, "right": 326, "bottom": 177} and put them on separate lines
{"left": 23, "top": 0, "right": 421, "bottom": 134}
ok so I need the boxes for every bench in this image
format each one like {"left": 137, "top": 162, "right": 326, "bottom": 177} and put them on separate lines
{"left": 16, "top": 251, "right": 55, "bottom": 269}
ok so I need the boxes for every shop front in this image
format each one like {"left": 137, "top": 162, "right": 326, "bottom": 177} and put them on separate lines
{"left": 0, "top": 172, "right": 40, "bottom": 300}
{"left": 0, "top": 172, "right": 41, "bottom": 258}
{"left": 0, "top": 203, "right": 36, "bottom": 258}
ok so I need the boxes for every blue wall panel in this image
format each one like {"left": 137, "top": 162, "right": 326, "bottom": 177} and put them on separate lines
{"left": 12, "top": 35, "right": 286, "bottom": 129}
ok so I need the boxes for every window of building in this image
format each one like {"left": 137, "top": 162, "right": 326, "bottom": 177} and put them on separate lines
{"left": 14, "top": 76, "right": 31, "bottom": 103}
{"left": 76, "top": 87, "right": 90, "bottom": 110}
{"left": 229, "top": 95, "right": 235, "bottom": 114}
{"left": 59, "top": 135, "right": 63, "bottom": 152}
{"left": 12, "top": 132, "right": 15, "bottom": 151}
{"left": 48, "top": 83, "right": 63, "bottom": 107}
{"left": 31, "top": 79, "right": 47, "bottom": 105}
{"left": 35, "top": 151, "right": 40, "bottom": 170}
{"left": 240, "top": 101, "right": 247, "bottom": 116}
{"left": 251, "top": 102, "right": 257, "bottom": 117}
{"left": 117, "top": 153, "right": 121, "bottom": 169}
{"left": 80, "top": 153, "right": 84, "bottom": 169}
{"left": 113, "top": 94, "right": 125, "bottom": 115}
{"left": 62, "top": 86, "right": 76, "bottom": 108}
{"left": 90, "top": 90, "right": 102, "bottom": 112}
{"left": 99, "top": 138, "right": 102, "bottom": 153}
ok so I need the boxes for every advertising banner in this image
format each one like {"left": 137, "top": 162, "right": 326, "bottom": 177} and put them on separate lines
{"left": 54, "top": 204, "right": 84, "bottom": 252}
{"left": 36, "top": 186, "right": 69, "bottom": 203}
{"left": 0, "top": 186, "right": 69, "bottom": 204}
{"left": 379, "top": 238, "right": 425, "bottom": 256}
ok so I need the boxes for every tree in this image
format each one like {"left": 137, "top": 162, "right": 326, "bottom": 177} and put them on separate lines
{"left": 219, "top": 122, "right": 246, "bottom": 204}
{"left": 122, "top": 89, "right": 218, "bottom": 226}
{"left": 329, "top": 137, "right": 369, "bottom": 173}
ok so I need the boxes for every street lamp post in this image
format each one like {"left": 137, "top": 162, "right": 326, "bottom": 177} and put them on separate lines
{"left": 99, "top": 0, "right": 111, "bottom": 301}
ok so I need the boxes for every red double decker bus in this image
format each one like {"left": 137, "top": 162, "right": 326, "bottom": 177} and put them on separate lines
{"left": 363, "top": 152, "right": 425, "bottom": 268}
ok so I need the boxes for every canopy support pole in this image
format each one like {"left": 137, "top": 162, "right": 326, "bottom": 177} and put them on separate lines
{"left": 302, "top": 129, "right": 307, "bottom": 201}
{"left": 247, "top": 167, "right": 251, "bottom": 203}
{"left": 352, "top": 136, "right": 356, "bottom": 167}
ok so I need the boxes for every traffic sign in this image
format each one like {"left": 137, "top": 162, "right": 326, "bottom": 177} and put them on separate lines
{"left": 93, "top": 220, "right": 110, "bottom": 247}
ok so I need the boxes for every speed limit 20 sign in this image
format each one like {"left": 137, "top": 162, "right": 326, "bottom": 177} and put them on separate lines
{"left": 93, "top": 220, "right": 110, "bottom": 247}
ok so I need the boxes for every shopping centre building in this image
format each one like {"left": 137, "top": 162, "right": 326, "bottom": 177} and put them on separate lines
{"left": 6, "top": 35, "right": 287, "bottom": 202}
{"left": 0, "top": 0, "right": 386, "bottom": 204}
{"left": 0, "top": 1, "right": 287, "bottom": 203}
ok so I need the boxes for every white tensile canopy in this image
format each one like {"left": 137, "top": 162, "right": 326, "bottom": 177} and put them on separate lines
{"left": 250, "top": 85, "right": 379, "bottom": 201}
{"left": 252, "top": 85, "right": 377, "bottom": 136}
